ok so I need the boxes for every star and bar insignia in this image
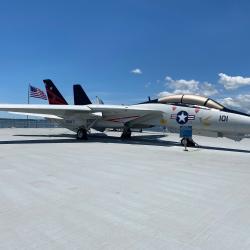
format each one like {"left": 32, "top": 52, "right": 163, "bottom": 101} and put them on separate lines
{"left": 171, "top": 111, "right": 195, "bottom": 125}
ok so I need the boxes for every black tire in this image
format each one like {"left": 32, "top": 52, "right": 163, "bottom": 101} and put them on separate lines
{"left": 181, "top": 138, "right": 196, "bottom": 147}
{"left": 77, "top": 128, "right": 88, "bottom": 140}
{"left": 127, "top": 131, "right": 132, "bottom": 138}
{"left": 187, "top": 140, "right": 196, "bottom": 147}
{"left": 181, "top": 138, "right": 185, "bottom": 146}
{"left": 121, "top": 129, "right": 132, "bottom": 140}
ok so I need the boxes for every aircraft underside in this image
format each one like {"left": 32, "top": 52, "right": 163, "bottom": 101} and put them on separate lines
{"left": 56, "top": 116, "right": 247, "bottom": 143}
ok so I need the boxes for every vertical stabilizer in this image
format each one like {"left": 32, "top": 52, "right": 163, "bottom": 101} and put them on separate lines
{"left": 73, "top": 84, "right": 92, "bottom": 105}
{"left": 43, "top": 79, "right": 68, "bottom": 105}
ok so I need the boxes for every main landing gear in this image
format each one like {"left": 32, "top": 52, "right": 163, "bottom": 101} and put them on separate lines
{"left": 76, "top": 128, "right": 88, "bottom": 140}
{"left": 121, "top": 128, "right": 132, "bottom": 139}
{"left": 181, "top": 138, "right": 197, "bottom": 147}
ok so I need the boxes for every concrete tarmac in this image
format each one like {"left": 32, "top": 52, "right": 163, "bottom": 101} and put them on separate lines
{"left": 0, "top": 128, "right": 250, "bottom": 250}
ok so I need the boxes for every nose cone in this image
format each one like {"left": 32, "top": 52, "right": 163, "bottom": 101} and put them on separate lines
{"left": 233, "top": 114, "right": 250, "bottom": 134}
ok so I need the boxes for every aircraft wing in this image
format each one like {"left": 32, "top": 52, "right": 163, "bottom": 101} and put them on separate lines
{"left": 0, "top": 104, "right": 91, "bottom": 117}
{"left": 0, "top": 104, "right": 163, "bottom": 124}
{"left": 88, "top": 104, "right": 163, "bottom": 123}
{"left": 8, "top": 112, "right": 63, "bottom": 120}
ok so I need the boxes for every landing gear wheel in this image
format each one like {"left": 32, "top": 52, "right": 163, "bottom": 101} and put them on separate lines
{"left": 121, "top": 128, "right": 132, "bottom": 140}
{"left": 181, "top": 138, "right": 196, "bottom": 147}
{"left": 77, "top": 128, "right": 88, "bottom": 140}
{"left": 181, "top": 138, "right": 185, "bottom": 146}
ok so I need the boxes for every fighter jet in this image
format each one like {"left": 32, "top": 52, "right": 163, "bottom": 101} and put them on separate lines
{"left": 0, "top": 82, "right": 250, "bottom": 144}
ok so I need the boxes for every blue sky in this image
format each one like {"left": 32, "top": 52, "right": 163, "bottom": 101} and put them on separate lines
{"left": 0, "top": 0, "right": 250, "bottom": 112}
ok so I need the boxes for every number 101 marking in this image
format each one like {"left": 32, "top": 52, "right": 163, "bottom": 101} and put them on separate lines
{"left": 219, "top": 115, "right": 228, "bottom": 122}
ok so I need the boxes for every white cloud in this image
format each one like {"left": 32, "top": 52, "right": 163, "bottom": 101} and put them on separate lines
{"left": 165, "top": 76, "right": 199, "bottom": 94}
{"left": 161, "top": 76, "right": 218, "bottom": 97}
{"left": 221, "top": 97, "right": 241, "bottom": 108}
{"left": 200, "top": 82, "right": 219, "bottom": 96}
{"left": 157, "top": 91, "right": 174, "bottom": 98}
{"left": 156, "top": 74, "right": 250, "bottom": 113}
{"left": 218, "top": 73, "right": 250, "bottom": 90}
{"left": 131, "top": 68, "right": 142, "bottom": 75}
{"left": 220, "top": 94, "right": 250, "bottom": 113}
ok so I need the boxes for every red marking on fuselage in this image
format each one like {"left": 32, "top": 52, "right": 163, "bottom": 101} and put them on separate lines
{"left": 172, "top": 106, "right": 177, "bottom": 111}
{"left": 195, "top": 108, "right": 200, "bottom": 113}
{"left": 107, "top": 115, "right": 140, "bottom": 123}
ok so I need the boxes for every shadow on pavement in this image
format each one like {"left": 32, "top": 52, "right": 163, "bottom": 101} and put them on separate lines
{"left": 0, "top": 132, "right": 249, "bottom": 154}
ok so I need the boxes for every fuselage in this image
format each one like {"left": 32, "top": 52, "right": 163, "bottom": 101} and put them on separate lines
{"left": 163, "top": 104, "right": 250, "bottom": 140}
{"left": 56, "top": 102, "right": 250, "bottom": 140}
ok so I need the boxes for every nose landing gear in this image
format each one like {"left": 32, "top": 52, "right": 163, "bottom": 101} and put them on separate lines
{"left": 181, "top": 138, "right": 197, "bottom": 148}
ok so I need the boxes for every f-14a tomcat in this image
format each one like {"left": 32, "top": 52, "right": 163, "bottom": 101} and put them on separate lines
{"left": 0, "top": 80, "right": 249, "bottom": 146}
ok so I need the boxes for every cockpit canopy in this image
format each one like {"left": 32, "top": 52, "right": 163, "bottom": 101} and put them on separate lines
{"left": 158, "top": 94, "right": 224, "bottom": 110}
